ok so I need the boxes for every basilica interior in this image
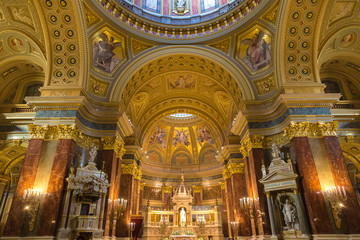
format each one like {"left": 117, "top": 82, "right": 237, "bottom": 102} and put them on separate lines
{"left": 0, "top": 0, "right": 360, "bottom": 239}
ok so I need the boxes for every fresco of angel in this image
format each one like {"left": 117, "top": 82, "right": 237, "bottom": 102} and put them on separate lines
{"left": 196, "top": 125, "right": 214, "bottom": 147}
{"left": 173, "top": 128, "right": 190, "bottom": 147}
{"left": 93, "top": 32, "right": 122, "bottom": 73}
{"left": 149, "top": 126, "right": 167, "bottom": 148}
{"left": 241, "top": 30, "right": 271, "bottom": 71}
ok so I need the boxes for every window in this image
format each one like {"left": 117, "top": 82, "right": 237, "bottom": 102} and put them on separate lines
{"left": 22, "top": 83, "right": 42, "bottom": 103}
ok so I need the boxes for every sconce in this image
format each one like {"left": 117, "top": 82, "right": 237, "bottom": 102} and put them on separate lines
{"left": 23, "top": 188, "right": 44, "bottom": 232}
{"left": 240, "top": 197, "right": 261, "bottom": 234}
{"left": 108, "top": 198, "right": 128, "bottom": 220}
{"left": 322, "top": 186, "right": 347, "bottom": 229}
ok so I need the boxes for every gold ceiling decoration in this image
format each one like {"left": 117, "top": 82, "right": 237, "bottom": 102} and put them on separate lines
{"left": 131, "top": 38, "right": 155, "bottom": 57}
{"left": 208, "top": 37, "right": 231, "bottom": 55}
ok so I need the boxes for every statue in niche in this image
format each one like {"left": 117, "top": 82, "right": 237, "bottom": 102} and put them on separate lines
{"left": 180, "top": 207, "right": 186, "bottom": 226}
{"left": 280, "top": 199, "right": 297, "bottom": 230}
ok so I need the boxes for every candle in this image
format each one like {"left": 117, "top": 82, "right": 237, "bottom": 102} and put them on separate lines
{"left": 342, "top": 186, "right": 346, "bottom": 197}
{"left": 23, "top": 190, "right": 27, "bottom": 200}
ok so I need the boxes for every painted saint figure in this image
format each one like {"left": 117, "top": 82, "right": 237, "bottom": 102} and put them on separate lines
{"left": 93, "top": 32, "right": 122, "bottom": 72}
{"left": 241, "top": 30, "right": 271, "bottom": 71}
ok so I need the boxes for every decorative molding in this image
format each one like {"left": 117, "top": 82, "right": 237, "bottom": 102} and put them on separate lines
{"left": 101, "top": 137, "right": 116, "bottom": 150}
{"left": 219, "top": 182, "right": 225, "bottom": 189}
{"left": 208, "top": 37, "right": 231, "bottom": 55}
{"left": 140, "top": 182, "right": 145, "bottom": 190}
{"left": 131, "top": 38, "right": 155, "bottom": 57}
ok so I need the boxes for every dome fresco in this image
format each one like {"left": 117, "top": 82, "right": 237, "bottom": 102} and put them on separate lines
{"left": 143, "top": 120, "right": 219, "bottom": 167}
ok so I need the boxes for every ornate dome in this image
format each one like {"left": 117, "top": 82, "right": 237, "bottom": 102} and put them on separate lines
{"left": 173, "top": 174, "right": 191, "bottom": 196}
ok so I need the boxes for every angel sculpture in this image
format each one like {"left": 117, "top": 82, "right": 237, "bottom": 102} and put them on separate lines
{"left": 241, "top": 30, "right": 271, "bottom": 71}
{"left": 93, "top": 32, "right": 122, "bottom": 72}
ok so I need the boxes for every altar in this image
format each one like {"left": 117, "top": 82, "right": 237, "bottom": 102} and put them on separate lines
{"left": 142, "top": 174, "right": 224, "bottom": 240}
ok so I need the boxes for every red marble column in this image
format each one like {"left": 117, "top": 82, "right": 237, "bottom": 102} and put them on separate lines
{"left": 225, "top": 178, "right": 235, "bottom": 224}
{"left": 132, "top": 179, "right": 139, "bottom": 215}
{"left": 291, "top": 137, "right": 332, "bottom": 234}
{"left": 231, "top": 172, "right": 251, "bottom": 236}
{"left": 38, "top": 139, "right": 76, "bottom": 236}
{"left": 193, "top": 191, "right": 201, "bottom": 207}
{"left": 116, "top": 174, "right": 134, "bottom": 237}
{"left": 102, "top": 150, "right": 117, "bottom": 236}
{"left": 248, "top": 148, "right": 271, "bottom": 235}
{"left": 3, "top": 139, "right": 44, "bottom": 236}
{"left": 138, "top": 184, "right": 144, "bottom": 214}
{"left": 221, "top": 185, "right": 229, "bottom": 237}
{"left": 163, "top": 192, "right": 171, "bottom": 210}
{"left": 323, "top": 136, "right": 360, "bottom": 233}
{"left": 244, "top": 156, "right": 256, "bottom": 235}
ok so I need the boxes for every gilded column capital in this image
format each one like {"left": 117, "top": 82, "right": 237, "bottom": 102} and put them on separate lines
{"left": 28, "top": 124, "right": 47, "bottom": 139}
{"left": 228, "top": 163, "right": 245, "bottom": 175}
{"left": 219, "top": 182, "right": 225, "bottom": 189}
{"left": 134, "top": 168, "right": 142, "bottom": 180}
{"left": 140, "top": 182, "right": 145, "bottom": 190}
{"left": 239, "top": 135, "right": 264, "bottom": 157}
{"left": 223, "top": 168, "right": 231, "bottom": 180}
{"left": 114, "top": 138, "right": 126, "bottom": 158}
{"left": 193, "top": 186, "right": 202, "bottom": 193}
{"left": 121, "top": 163, "right": 135, "bottom": 175}
{"left": 101, "top": 137, "right": 116, "bottom": 150}
{"left": 57, "top": 124, "right": 81, "bottom": 140}
{"left": 284, "top": 121, "right": 338, "bottom": 139}
{"left": 162, "top": 186, "right": 172, "bottom": 193}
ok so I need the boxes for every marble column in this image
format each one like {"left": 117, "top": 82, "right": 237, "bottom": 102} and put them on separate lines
{"left": 193, "top": 186, "right": 201, "bottom": 207}
{"left": 291, "top": 137, "right": 332, "bottom": 234}
{"left": 116, "top": 173, "right": 134, "bottom": 237}
{"left": 293, "top": 189, "right": 310, "bottom": 235}
{"left": 248, "top": 148, "right": 271, "bottom": 235}
{"left": 266, "top": 192, "right": 277, "bottom": 236}
{"left": 3, "top": 139, "right": 44, "bottom": 237}
{"left": 132, "top": 178, "right": 139, "bottom": 215}
{"left": 38, "top": 139, "right": 76, "bottom": 236}
{"left": 323, "top": 136, "right": 360, "bottom": 233}
{"left": 231, "top": 172, "right": 251, "bottom": 237}
{"left": 225, "top": 178, "right": 234, "bottom": 238}
{"left": 163, "top": 188, "right": 171, "bottom": 211}
{"left": 221, "top": 183, "right": 229, "bottom": 237}
{"left": 244, "top": 156, "right": 256, "bottom": 235}
{"left": 102, "top": 149, "right": 117, "bottom": 237}
{"left": 138, "top": 183, "right": 144, "bottom": 214}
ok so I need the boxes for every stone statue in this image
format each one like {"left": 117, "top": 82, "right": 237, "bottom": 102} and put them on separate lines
{"left": 180, "top": 207, "right": 186, "bottom": 226}
{"left": 176, "top": 0, "right": 186, "bottom": 8}
{"left": 271, "top": 143, "right": 282, "bottom": 159}
{"left": 281, "top": 199, "right": 296, "bottom": 230}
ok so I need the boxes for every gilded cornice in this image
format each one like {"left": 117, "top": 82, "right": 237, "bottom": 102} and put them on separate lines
{"left": 239, "top": 135, "right": 264, "bottom": 157}
{"left": 162, "top": 186, "right": 172, "bottom": 193}
{"left": 193, "top": 186, "right": 202, "bottom": 193}
{"left": 121, "top": 163, "right": 142, "bottom": 180}
{"left": 283, "top": 121, "right": 338, "bottom": 139}
{"left": 223, "top": 162, "right": 244, "bottom": 180}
